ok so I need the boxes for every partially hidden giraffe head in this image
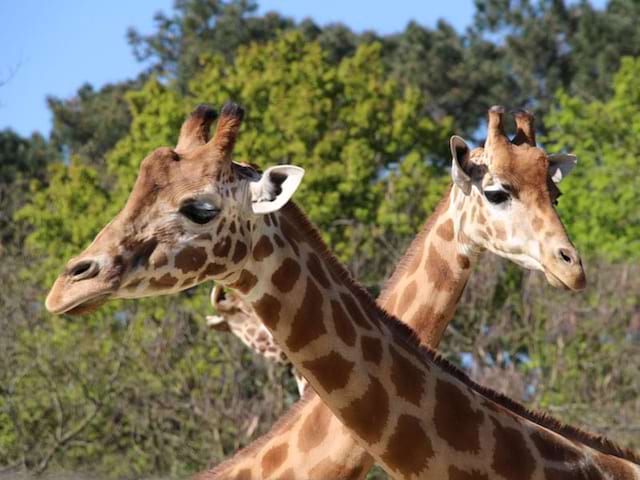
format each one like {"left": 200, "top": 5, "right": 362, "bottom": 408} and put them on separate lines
{"left": 206, "top": 285, "right": 252, "bottom": 332}
{"left": 449, "top": 106, "right": 585, "bottom": 291}
{"left": 45, "top": 102, "right": 304, "bottom": 315}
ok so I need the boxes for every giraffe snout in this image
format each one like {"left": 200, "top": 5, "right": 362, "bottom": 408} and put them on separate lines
{"left": 544, "top": 244, "right": 586, "bottom": 291}
{"left": 45, "top": 255, "right": 118, "bottom": 315}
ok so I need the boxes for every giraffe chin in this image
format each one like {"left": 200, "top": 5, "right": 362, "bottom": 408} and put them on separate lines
{"left": 543, "top": 269, "right": 585, "bottom": 292}
{"left": 54, "top": 294, "right": 110, "bottom": 316}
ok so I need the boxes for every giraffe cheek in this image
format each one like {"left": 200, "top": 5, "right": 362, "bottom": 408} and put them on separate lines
{"left": 149, "top": 250, "right": 169, "bottom": 269}
{"left": 231, "top": 240, "right": 248, "bottom": 264}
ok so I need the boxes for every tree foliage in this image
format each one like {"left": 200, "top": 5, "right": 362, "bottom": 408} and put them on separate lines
{"left": 1, "top": 1, "right": 639, "bottom": 478}
{"left": 544, "top": 57, "right": 640, "bottom": 260}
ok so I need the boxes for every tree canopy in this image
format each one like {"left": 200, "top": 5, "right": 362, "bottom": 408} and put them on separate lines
{"left": 1, "top": 1, "right": 639, "bottom": 478}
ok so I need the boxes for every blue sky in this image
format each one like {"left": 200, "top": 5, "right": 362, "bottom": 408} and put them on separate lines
{"left": 0, "top": 1, "right": 605, "bottom": 137}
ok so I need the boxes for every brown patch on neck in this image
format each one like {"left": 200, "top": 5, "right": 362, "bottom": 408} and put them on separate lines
{"left": 381, "top": 414, "right": 433, "bottom": 477}
{"left": 530, "top": 429, "right": 583, "bottom": 463}
{"left": 260, "top": 443, "right": 288, "bottom": 478}
{"left": 271, "top": 257, "right": 301, "bottom": 293}
{"left": 395, "top": 280, "right": 417, "bottom": 318}
{"left": 340, "top": 375, "right": 389, "bottom": 444}
{"left": 251, "top": 294, "right": 281, "bottom": 330}
{"left": 201, "top": 389, "right": 320, "bottom": 478}
{"left": 297, "top": 392, "right": 335, "bottom": 453}
{"left": 434, "top": 379, "right": 484, "bottom": 453}
{"left": 253, "top": 235, "right": 274, "bottom": 261}
{"left": 301, "top": 351, "right": 354, "bottom": 393}
{"left": 285, "top": 277, "right": 326, "bottom": 352}
{"left": 361, "top": 335, "right": 383, "bottom": 364}
{"left": 491, "top": 416, "right": 535, "bottom": 479}
{"left": 339, "top": 293, "right": 373, "bottom": 330}
{"left": 331, "top": 299, "right": 357, "bottom": 347}
{"left": 307, "top": 252, "right": 331, "bottom": 289}
{"left": 228, "top": 269, "right": 258, "bottom": 294}
{"left": 436, "top": 218, "right": 455, "bottom": 241}
{"left": 389, "top": 346, "right": 426, "bottom": 406}
{"left": 424, "top": 244, "right": 455, "bottom": 292}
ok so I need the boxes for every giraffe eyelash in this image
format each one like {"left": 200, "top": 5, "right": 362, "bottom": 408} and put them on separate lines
{"left": 179, "top": 200, "right": 220, "bottom": 224}
{"left": 484, "top": 189, "right": 510, "bottom": 205}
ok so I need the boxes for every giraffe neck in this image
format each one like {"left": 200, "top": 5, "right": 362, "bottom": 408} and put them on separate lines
{"left": 217, "top": 201, "right": 640, "bottom": 479}
{"left": 203, "top": 186, "right": 480, "bottom": 479}
{"left": 378, "top": 185, "right": 478, "bottom": 346}
{"left": 202, "top": 190, "right": 640, "bottom": 479}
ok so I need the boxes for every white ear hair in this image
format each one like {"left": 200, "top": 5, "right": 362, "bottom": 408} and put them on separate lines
{"left": 548, "top": 154, "right": 577, "bottom": 184}
{"left": 250, "top": 165, "right": 305, "bottom": 214}
{"left": 450, "top": 135, "right": 472, "bottom": 195}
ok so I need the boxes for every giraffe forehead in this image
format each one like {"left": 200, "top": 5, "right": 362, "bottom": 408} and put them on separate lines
{"left": 129, "top": 147, "right": 256, "bottom": 218}
{"left": 490, "top": 147, "right": 549, "bottom": 189}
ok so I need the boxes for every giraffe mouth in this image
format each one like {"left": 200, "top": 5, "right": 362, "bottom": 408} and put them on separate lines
{"left": 63, "top": 294, "right": 111, "bottom": 316}
{"left": 45, "top": 284, "right": 114, "bottom": 316}
{"left": 543, "top": 268, "right": 585, "bottom": 292}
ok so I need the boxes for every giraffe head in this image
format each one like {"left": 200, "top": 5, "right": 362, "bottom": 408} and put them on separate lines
{"left": 449, "top": 106, "right": 585, "bottom": 290}
{"left": 45, "top": 102, "right": 304, "bottom": 315}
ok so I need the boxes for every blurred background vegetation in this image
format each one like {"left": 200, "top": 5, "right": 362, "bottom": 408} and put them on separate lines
{"left": 1, "top": 0, "right": 639, "bottom": 478}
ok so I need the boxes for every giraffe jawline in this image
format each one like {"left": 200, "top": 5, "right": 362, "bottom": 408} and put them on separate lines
{"left": 543, "top": 269, "right": 573, "bottom": 291}
{"left": 62, "top": 294, "right": 110, "bottom": 316}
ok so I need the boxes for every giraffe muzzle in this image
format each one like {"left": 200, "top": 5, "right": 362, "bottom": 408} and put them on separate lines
{"left": 543, "top": 245, "right": 586, "bottom": 291}
{"left": 45, "top": 256, "right": 119, "bottom": 315}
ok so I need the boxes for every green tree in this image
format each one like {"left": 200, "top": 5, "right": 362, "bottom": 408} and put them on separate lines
{"left": 471, "top": 0, "right": 640, "bottom": 131}
{"left": 0, "top": 129, "right": 57, "bottom": 245}
{"left": 383, "top": 20, "right": 509, "bottom": 136}
{"left": 544, "top": 56, "right": 640, "bottom": 260}
{"left": 48, "top": 81, "right": 140, "bottom": 169}
{"left": 127, "top": 0, "right": 294, "bottom": 87}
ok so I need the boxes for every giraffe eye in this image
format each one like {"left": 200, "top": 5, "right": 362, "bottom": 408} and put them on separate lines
{"left": 180, "top": 201, "right": 219, "bottom": 224}
{"left": 484, "top": 190, "right": 510, "bottom": 204}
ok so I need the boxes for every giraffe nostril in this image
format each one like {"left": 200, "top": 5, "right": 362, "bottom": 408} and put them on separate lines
{"left": 558, "top": 248, "right": 574, "bottom": 265}
{"left": 68, "top": 260, "right": 100, "bottom": 281}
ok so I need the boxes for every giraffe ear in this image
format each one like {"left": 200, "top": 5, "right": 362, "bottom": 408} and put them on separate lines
{"left": 450, "top": 135, "right": 472, "bottom": 195}
{"left": 250, "top": 165, "right": 305, "bottom": 214}
{"left": 547, "top": 153, "right": 577, "bottom": 183}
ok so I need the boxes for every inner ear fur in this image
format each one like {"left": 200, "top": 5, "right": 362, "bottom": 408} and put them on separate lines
{"left": 450, "top": 135, "right": 473, "bottom": 195}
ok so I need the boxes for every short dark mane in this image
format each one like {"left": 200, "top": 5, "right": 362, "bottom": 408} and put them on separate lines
{"left": 281, "top": 201, "right": 640, "bottom": 466}
{"left": 378, "top": 184, "right": 453, "bottom": 305}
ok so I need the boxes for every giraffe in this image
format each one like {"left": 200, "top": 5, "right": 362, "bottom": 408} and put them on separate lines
{"left": 45, "top": 103, "right": 640, "bottom": 479}
{"left": 207, "top": 284, "right": 308, "bottom": 395}
{"left": 197, "top": 108, "right": 589, "bottom": 479}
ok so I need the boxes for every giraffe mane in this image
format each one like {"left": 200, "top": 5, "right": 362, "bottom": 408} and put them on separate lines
{"left": 377, "top": 184, "right": 453, "bottom": 305}
{"left": 277, "top": 201, "right": 640, "bottom": 466}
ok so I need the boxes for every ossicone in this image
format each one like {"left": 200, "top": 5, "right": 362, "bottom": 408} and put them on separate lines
{"left": 511, "top": 109, "right": 536, "bottom": 146}
{"left": 210, "top": 101, "right": 245, "bottom": 158}
{"left": 176, "top": 104, "right": 218, "bottom": 153}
